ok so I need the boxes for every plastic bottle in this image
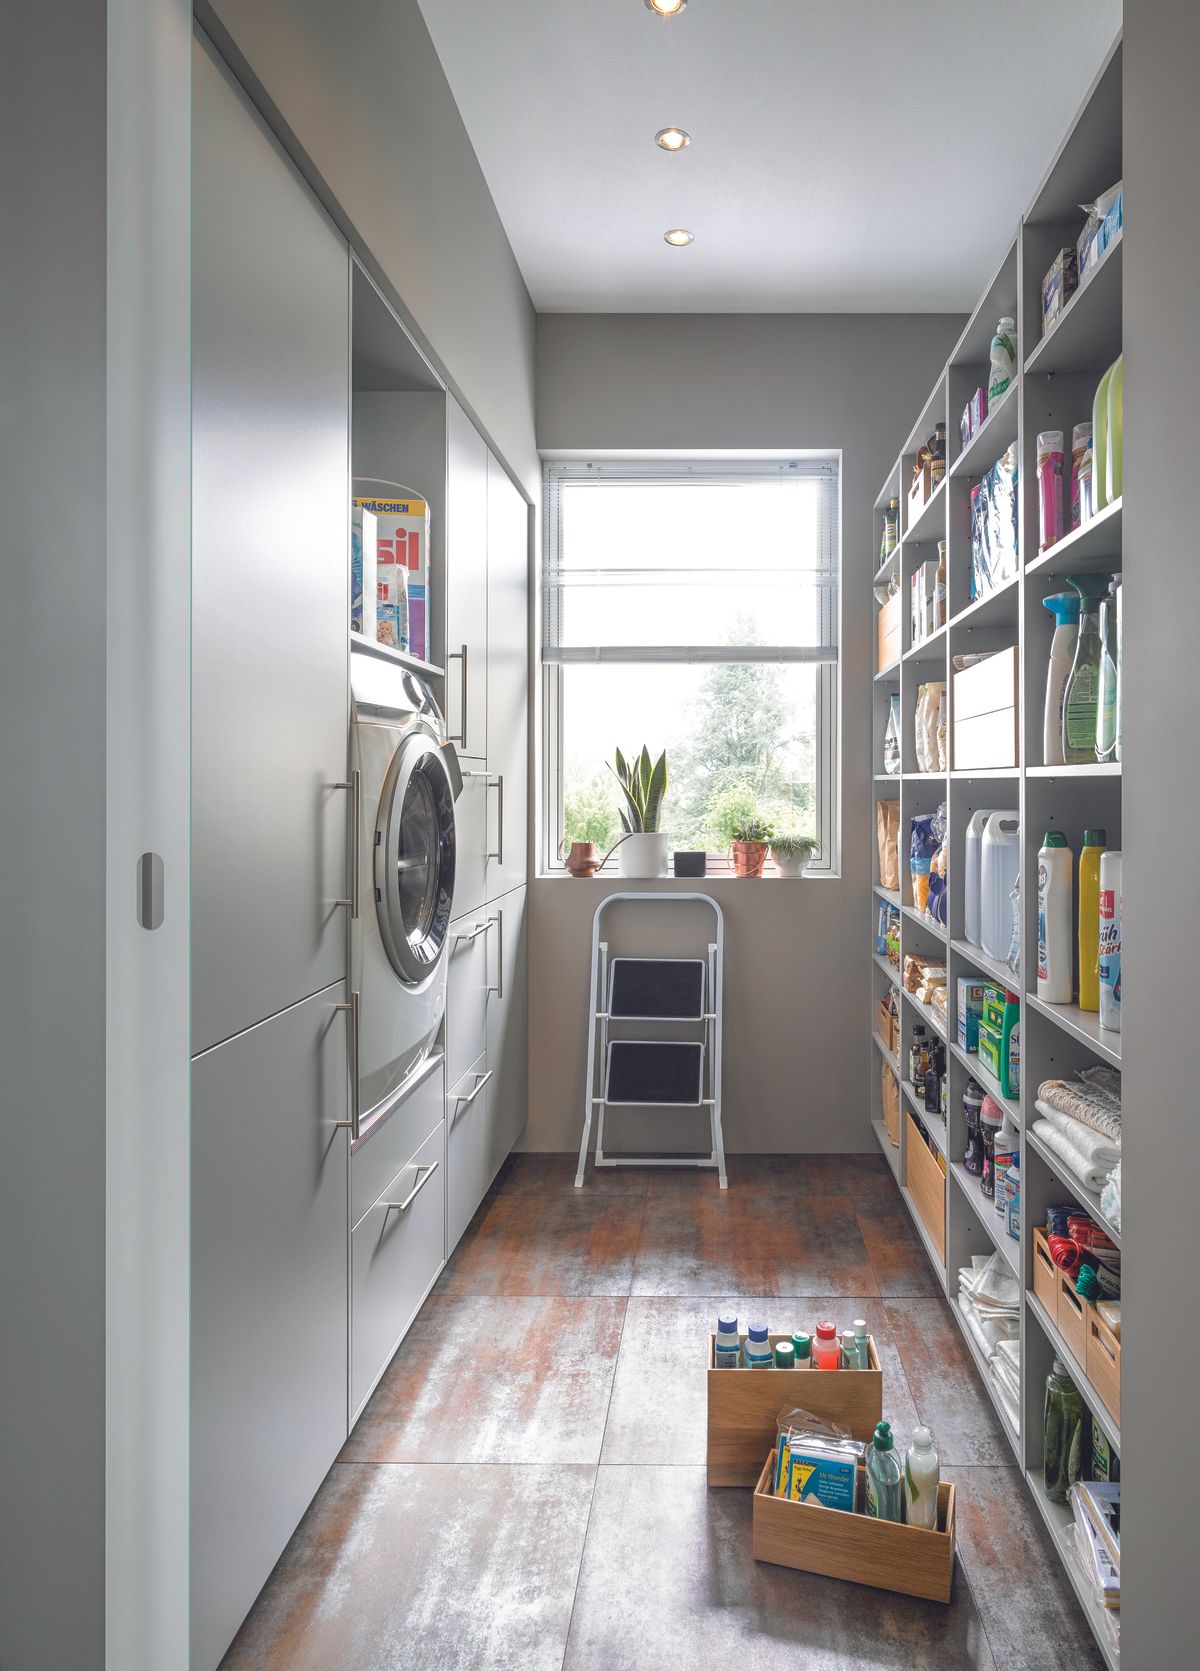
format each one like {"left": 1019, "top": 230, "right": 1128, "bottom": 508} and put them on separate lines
{"left": 903, "top": 1427, "right": 941, "bottom": 1530}
{"left": 1112, "top": 578, "right": 1123, "bottom": 762}
{"left": 980, "top": 813, "right": 1020, "bottom": 962}
{"left": 744, "top": 1321, "right": 773, "bottom": 1369}
{"left": 979, "top": 1095, "right": 1004, "bottom": 1200}
{"left": 1041, "top": 593, "right": 1080, "bottom": 768}
{"left": 791, "top": 1331, "right": 812, "bottom": 1367}
{"left": 1044, "top": 1358, "right": 1085, "bottom": 1503}
{"left": 1099, "top": 851, "right": 1122, "bottom": 1032}
{"left": 1097, "top": 580, "right": 1120, "bottom": 762}
{"left": 1069, "top": 423, "right": 1092, "bottom": 530}
{"left": 963, "top": 1078, "right": 985, "bottom": 1175}
{"left": 988, "top": 317, "right": 1018, "bottom": 405}
{"left": 1037, "top": 831, "right": 1074, "bottom": 1003}
{"left": 865, "top": 1421, "right": 903, "bottom": 1522}
{"left": 1092, "top": 363, "right": 1115, "bottom": 512}
{"left": 1078, "top": 829, "right": 1107, "bottom": 1013}
{"left": 1005, "top": 1155, "right": 1021, "bottom": 1240}
{"left": 812, "top": 1319, "right": 840, "bottom": 1370}
{"left": 992, "top": 1116, "right": 1019, "bottom": 1217}
{"left": 1037, "top": 430, "right": 1065, "bottom": 552}
{"left": 1106, "top": 354, "right": 1123, "bottom": 501}
{"left": 883, "top": 692, "right": 901, "bottom": 775}
{"left": 1077, "top": 436, "right": 1095, "bottom": 524}
{"left": 1062, "top": 576, "right": 1107, "bottom": 763}
{"left": 714, "top": 1314, "right": 741, "bottom": 1369}
{"left": 853, "top": 1320, "right": 870, "bottom": 1371}
{"left": 964, "top": 808, "right": 999, "bottom": 946}
{"left": 881, "top": 498, "right": 899, "bottom": 565}
{"left": 774, "top": 1340, "right": 796, "bottom": 1369}
{"left": 840, "top": 1329, "right": 857, "bottom": 1369}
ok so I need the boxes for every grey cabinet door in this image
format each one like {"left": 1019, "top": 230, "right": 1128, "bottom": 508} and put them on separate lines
{"left": 445, "top": 398, "right": 488, "bottom": 763}
{"left": 191, "top": 36, "right": 350, "bottom": 1055}
{"left": 485, "top": 454, "right": 529, "bottom": 901}
{"left": 485, "top": 887, "right": 529, "bottom": 1184}
{"left": 447, "top": 1052, "right": 489, "bottom": 1255}
{"left": 452, "top": 766, "right": 489, "bottom": 923}
{"left": 191, "top": 983, "right": 349, "bottom": 1671}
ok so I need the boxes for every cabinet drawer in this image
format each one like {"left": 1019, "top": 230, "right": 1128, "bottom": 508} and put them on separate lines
{"left": 351, "top": 1055, "right": 443, "bottom": 1228}
{"left": 447, "top": 1052, "right": 489, "bottom": 1255}
{"left": 904, "top": 1112, "right": 946, "bottom": 1266}
{"left": 447, "top": 911, "right": 493, "bottom": 1088}
{"left": 351, "top": 1121, "right": 445, "bottom": 1416}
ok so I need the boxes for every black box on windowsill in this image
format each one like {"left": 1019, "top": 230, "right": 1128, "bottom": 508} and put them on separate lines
{"left": 673, "top": 851, "right": 706, "bottom": 877}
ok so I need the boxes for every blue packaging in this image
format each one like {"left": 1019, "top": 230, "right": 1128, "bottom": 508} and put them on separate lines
{"left": 785, "top": 1443, "right": 858, "bottom": 1512}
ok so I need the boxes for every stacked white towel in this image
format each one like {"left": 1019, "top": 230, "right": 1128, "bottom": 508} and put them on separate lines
{"left": 1032, "top": 1109, "right": 1118, "bottom": 1194}
{"left": 958, "top": 1253, "right": 1021, "bottom": 1432}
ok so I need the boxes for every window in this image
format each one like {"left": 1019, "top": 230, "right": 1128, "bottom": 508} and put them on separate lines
{"left": 542, "top": 459, "right": 840, "bottom": 873}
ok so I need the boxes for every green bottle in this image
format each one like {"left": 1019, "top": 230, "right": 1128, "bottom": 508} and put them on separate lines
{"left": 865, "top": 1420, "right": 903, "bottom": 1521}
{"left": 1044, "top": 1357, "right": 1085, "bottom": 1503}
{"left": 1063, "top": 575, "right": 1108, "bottom": 763}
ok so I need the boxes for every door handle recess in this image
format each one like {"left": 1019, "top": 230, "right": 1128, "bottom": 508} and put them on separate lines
{"left": 486, "top": 910, "right": 503, "bottom": 1001}
{"left": 451, "top": 1068, "right": 492, "bottom": 1121}
{"left": 447, "top": 643, "right": 468, "bottom": 750}
{"left": 334, "top": 989, "right": 361, "bottom": 1141}
{"left": 333, "top": 769, "right": 361, "bottom": 917}
{"left": 487, "top": 773, "right": 504, "bottom": 865}
{"left": 383, "top": 1161, "right": 439, "bottom": 1213}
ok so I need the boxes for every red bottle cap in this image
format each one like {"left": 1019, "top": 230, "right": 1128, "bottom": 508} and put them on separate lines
{"left": 815, "top": 1320, "right": 836, "bottom": 1341}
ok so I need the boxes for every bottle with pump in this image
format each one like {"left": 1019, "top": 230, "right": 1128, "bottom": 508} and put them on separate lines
{"left": 1062, "top": 575, "right": 1107, "bottom": 763}
{"left": 903, "top": 1427, "right": 941, "bottom": 1530}
{"left": 1037, "top": 831, "right": 1074, "bottom": 1003}
{"left": 865, "top": 1421, "right": 903, "bottom": 1521}
{"left": 1041, "top": 593, "right": 1080, "bottom": 768}
{"left": 988, "top": 317, "right": 1018, "bottom": 405}
{"left": 1078, "top": 829, "right": 1107, "bottom": 1012}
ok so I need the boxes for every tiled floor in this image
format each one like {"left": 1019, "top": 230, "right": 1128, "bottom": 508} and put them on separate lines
{"left": 221, "top": 1153, "right": 1105, "bottom": 1671}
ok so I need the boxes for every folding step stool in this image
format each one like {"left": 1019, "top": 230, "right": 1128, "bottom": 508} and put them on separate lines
{"left": 574, "top": 892, "right": 726, "bottom": 1188}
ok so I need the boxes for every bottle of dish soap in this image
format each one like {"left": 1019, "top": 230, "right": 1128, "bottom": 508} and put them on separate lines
{"left": 1078, "top": 829, "right": 1107, "bottom": 1013}
{"left": 1062, "top": 575, "right": 1108, "bottom": 763}
{"left": 1041, "top": 593, "right": 1080, "bottom": 768}
{"left": 865, "top": 1421, "right": 903, "bottom": 1521}
{"left": 903, "top": 1427, "right": 941, "bottom": 1530}
{"left": 988, "top": 317, "right": 1018, "bottom": 405}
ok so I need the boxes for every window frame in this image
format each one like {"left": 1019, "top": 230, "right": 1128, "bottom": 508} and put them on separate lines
{"left": 541, "top": 457, "right": 841, "bottom": 877}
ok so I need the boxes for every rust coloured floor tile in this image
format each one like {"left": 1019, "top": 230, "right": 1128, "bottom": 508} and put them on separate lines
{"left": 493, "top": 1150, "right": 650, "bottom": 1196}
{"left": 884, "top": 1297, "right": 1012, "bottom": 1465}
{"left": 842, "top": 1149, "right": 904, "bottom": 1197}
{"left": 433, "top": 1189, "right": 644, "bottom": 1297}
{"left": 855, "top": 1192, "right": 946, "bottom": 1296}
{"left": 341, "top": 1295, "right": 626, "bottom": 1464}
{"left": 645, "top": 1153, "right": 852, "bottom": 1200}
{"left": 221, "top": 1462, "right": 596, "bottom": 1671}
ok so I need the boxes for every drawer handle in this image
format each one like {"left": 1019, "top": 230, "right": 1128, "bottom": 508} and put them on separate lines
{"left": 487, "top": 773, "right": 504, "bottom": 865}
{"left": 451, "top": 1068, "right": 492, "bottom": 1120}
{"left": 447, "top": 644, "right": 469, "bottom": 750}
{"left": 454, "top": 920, "right": 492, "bottom": 945}
{"left": 334, "top": 990, "right": 362, "bottom": 1141}
{"left": 486, "top": 908, "right": 504, "bottom": 1000}
{"left": 383, "top": 1160, "right": 440, "bottom": 1215}
{"left": 332, "top": 769, "right": 361, "bottom": 918}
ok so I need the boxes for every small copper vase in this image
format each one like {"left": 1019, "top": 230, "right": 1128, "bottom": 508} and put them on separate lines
{"left": 729, "top": 840, "right": 769, "bottom": 878}
{"left": 562, "top": 840, "right": 602, "bottom": 878}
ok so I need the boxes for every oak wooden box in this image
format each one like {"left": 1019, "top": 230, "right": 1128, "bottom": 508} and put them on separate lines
{"left": 881, "top": 1065, "right": 901, "bottom": 1147}
{"left": 904, "top": 1111, "right": 946, "bottom": 1264}
{"left": 707, "top": 1335, "right": 883, "bottom": 1487}
{"left": 952, "top": 645, "right": 1019, "bottom": 770}
{"left": 877, "top": 591, "right": 901, "bottom": 673}
{"left": 1086, "top": 1306, "right": 1121, "bottom": 1425}
{"left": 1032, "top": 1228, "right": 1060, "bottom": 1318}
{"left": 753, "top": 1449, "right": 956, "bottom": 1603}
{"left": 877, "top": 997, "right": 899, "bottom": 1056}
{"left": 1056, "top": 1268, "right": 1090, "bottom": 1363}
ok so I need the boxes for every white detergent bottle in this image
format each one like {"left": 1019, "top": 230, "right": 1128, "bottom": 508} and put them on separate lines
{"left": 1099, "top": 851, "right": 1122, "bottom": 1032}
{"left": 988, "top": 317, "right": 1018, "bottom": 405}
{"left": 903, "top": 1427, "right": 940, "bottom": 1530}
{"left": 964, "top": 809, "right": 999, "bottom": 948}
{"left": 1037, "top": 832, "right": 1074, "bottom": 1003}
{"left": 980, "top": 813, "right": 1020, "bottom": 963}
{"left": 1041, "top": 594, "right": 1080, "bottom": 767}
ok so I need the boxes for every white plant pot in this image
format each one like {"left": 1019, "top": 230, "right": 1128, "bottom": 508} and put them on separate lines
{"left": 772, "top": 852, "right": 812, "bottom": 878}
{"left": 618, "top": 831, "right": 669, "bottom": 879}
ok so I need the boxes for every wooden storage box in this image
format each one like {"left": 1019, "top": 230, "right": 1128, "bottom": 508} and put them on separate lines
{"left": 1032, "top": 1228, "right": 1059, "bottom": 1318}
{"left": 881, "top": 1064, "right": 901, "bottom": 1147}
{"left": 877, "top": 997, "right": 898, "bottom": 1056}
{"left": 904, "top": 1111, "right": 946, "bottom": 1264}
{"left": 1056, "top": 1268, "right": 1089, "bottom": 1363}
{"left": 707, "top": 1335, "right": 883, "bottom": 1487}
{"left": 753, "top": 1449, "right": 956, "bottom": 1603}
{"left": 952, "top": 646, "right": 1019, "bottom": 770}
{"left": 876, "top": 591, "right": 901, "bottom": 673}
{"left": 1086, "top": 1307, "right": 1121, "bottom": 1425}
{"left": 907, "top": 461, "right": 932, "bottom": 524}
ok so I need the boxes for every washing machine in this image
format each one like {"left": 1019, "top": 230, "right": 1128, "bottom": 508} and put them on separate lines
{"left": 350, "top": 649, "right": 461, "bottom": 1125}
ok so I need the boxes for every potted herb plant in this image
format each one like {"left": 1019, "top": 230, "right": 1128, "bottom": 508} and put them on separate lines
{"left": 607, "top": 745, "right": 669, "bottom": 878}
{"left": 770, "top": 832, "right": 820, "bottom": 878}
{"left": 726, "top": 815, "right": 773, "bottom": 877}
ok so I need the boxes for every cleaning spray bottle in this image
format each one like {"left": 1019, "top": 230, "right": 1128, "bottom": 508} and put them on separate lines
{"left": 1042, "top": 593, "right": 1080, "bottom": 767}
{"left": 1062, "top": 575, "right": 1108, "bottom": 764}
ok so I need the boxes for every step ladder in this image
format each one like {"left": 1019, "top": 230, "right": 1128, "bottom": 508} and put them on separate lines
{"left": 574, "top": 892, "right": 726, "bottom": 1188}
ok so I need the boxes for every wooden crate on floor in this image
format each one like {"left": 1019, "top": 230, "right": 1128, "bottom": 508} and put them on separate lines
{"left": 707, "top": 1334, "right": 882, "bottom": 1487}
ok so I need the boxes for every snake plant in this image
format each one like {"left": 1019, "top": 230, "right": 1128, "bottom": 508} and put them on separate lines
{"left": 608, "top": 745, "right": 668, "bottom": 834}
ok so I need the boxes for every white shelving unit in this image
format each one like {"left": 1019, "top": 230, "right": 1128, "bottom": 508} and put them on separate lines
{"left": 867, "top": 37, "right": 1123, "bottom": 1667}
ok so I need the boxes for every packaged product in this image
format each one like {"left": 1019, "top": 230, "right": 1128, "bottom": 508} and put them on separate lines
{"left": 351, "top": 505, "right": 378, "bottom": 638}
{"left": 876, "top": 799, "right": 900, "bottom": 892}
{"left": 1077, "top": 181, "right": 1123, "bottom": 279}
{"left": 911, "top": 561, "right": 938, "bottom": 646}
{"left": 969, "top": 444, "right": 1020, "bottom": 602}
{"left": 956, "top": 979, "right": 984, "bottom": 1051}
{"left": 910, "top": 814, "right": 937, "bottom": 916}
{"left": 774, "top": 1409, "right": 865, "bottom": 1512}
{"left": 926, "top": 802, "right": 949, "bottom": 925}
{"left": 936, "top": 686, "right": 948, "bottom": 772}
{"left": 914, "top": 682, "right": 945, "bottom": 774}
{"left": 882, "top": 693, "right": 901, "bottom": 776}
{"left": 1041, "top": 247, "right": 1078, "bottom": 336}
{"left": 353, "top": 489, "right": 430, "bottom": 661}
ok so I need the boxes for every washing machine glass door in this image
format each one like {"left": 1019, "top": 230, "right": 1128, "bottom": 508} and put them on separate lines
{"left": 375, "top": 733, "right": 456, "bottom": 985}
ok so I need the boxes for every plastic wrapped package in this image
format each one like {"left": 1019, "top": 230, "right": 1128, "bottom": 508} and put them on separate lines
{"left": 926, "top": 802, "right": 949, "bottom": 926}
{"left": 773, "top": 1408, "right": 866, "bottom": 1510}
{"left": 876, "top": 800, "right": 900, "bottom": 891}
{"left": 970, "top": 444, "right": 1019, "bottom": 601}
{"left": 910, "top": 814, "right": 937, "bottom": 915}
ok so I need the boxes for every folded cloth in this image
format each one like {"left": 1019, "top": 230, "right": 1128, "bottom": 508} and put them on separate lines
{"left": 1100, "top": 1161, "right": 1122, "bottom": 1233}
{"left": 1035, "top": 1101, "right": 1121, "bottom": 1165}
{"left": 1032, "top": 1118, "right": 1114, "bottom": 1193}
{"left": 960, "top": 1248, "right": 1021, "bottom": 1311}
{"left": 1037, "top": 1066, "right": 1122, "bottom": 1142}
{"left": 992, "top": 1374, "right": 1020, "bottom": 1433}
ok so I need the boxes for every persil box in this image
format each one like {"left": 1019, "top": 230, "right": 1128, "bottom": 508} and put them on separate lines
{"left": 353, "top": 489, "right": 430, "bottom": 661}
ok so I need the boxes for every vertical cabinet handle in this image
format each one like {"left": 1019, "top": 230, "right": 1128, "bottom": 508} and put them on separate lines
{"left": 335, "top": 989, "right": 361, "bottom": 1141}
{"left": 487, "top": 773, "right": 504, "bottom": 866}
{"left": 486, "top": 909, "right": 504, "bottom": 1001}
{"left": 333, "top": 769, "right": 361, "bottom": 917}
{"left": 447, "top": 643, "right": 469, "bottom": 751}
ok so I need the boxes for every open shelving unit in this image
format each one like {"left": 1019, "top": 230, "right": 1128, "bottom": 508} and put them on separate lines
{"left": 867, "top": 36, "right": 1123, "bottom": 1668}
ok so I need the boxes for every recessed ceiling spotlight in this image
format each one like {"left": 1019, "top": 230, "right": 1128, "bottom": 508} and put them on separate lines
{"left": 655, "top": 127, "right": 691, "bottom": 152}
{"left": 645, "top": 0, "right": 687, "bottom": 16}
{"left": 663, "top": 228, "right": 694, "bottom": 247}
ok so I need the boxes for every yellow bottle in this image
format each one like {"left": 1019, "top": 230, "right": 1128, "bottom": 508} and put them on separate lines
{"left": 1078, "top": 829, "right": 1107, "bottom": 1012}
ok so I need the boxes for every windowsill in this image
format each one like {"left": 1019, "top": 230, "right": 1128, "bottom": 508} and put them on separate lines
{"left": 537, "top": 868, "right": 841, "bottom": 883}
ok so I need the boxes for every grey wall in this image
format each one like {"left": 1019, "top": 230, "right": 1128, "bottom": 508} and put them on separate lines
{"left": 529, "top": 312, "right": 962, "bottom": 1152}
{"left": 1, "top": 4, "right": 107, "bottom": 1664}
{"left": 1121, "top": 6, "right": 1195, "bottom": 1662}
{"left": 200, "top": 0, "right": 538, "bottom": 496}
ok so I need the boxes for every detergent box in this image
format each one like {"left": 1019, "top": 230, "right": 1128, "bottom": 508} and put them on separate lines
{"left": 353, "top": 491, "right": 430, "bottom": 661}
{"left": 350, "top": 505, "right": 377, "bottom": 640}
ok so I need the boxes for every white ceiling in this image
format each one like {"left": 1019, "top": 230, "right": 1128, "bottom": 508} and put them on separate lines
{"left": 417, "top": 0, "right": 1121, "bottom": 313}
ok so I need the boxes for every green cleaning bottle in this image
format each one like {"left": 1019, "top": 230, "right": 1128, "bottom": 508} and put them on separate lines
{"left": 865, "top": 1420, "right": 903, "bottom": 1521}
{"left": 1062, "top": 575, "right": 1108, "bottom": 764}
{"left": 1044, "top": 1357, "right": 1085, "bottom": 1503}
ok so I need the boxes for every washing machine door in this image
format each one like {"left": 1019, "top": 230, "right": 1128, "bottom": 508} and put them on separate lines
{"left": 374, "top": 728, "right": 457, "bottom": 985}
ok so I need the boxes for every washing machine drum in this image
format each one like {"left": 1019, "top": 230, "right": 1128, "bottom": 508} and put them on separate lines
{"left": 374, "top": 730, "right": 456, "bottom": 984}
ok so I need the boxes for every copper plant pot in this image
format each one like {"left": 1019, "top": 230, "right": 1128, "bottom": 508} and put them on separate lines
{"left": 729, "top": 840, "right": 769, "bottom": 878}
{"left": 562, "top": 839, "right": 602, "bottom": 878}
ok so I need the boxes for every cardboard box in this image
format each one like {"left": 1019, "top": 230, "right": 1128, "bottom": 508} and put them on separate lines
{"left": 351, "top": 505, "right": 378, "bottom": 640}
{"left": 953, "top": 647, "right": 1019, "bottom": 770}
{"left": 876, "top": 591, "right": 901, "bottom": 673}
{"left": 1041, "top": 247, "right": 1078, "bottom": 336}
{"left": 907, "top": 460, "right": 932, "bottom": 524}
{"left": 353, "top": 492, "right": 430, "bottom": 660}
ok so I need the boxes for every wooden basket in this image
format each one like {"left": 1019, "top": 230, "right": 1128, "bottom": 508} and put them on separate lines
{"left": 881, "top": 1065, "right": 900, "bottom": 1147}
{"left": 707, "top": 1335, "right": 883, "bottom": 1487}
{"left": 904, "top": 1111, "right": 946, "bottom": 1263}
{"left": 753, "top": 1448, "right": 956, "bottom": 1603}
{"left": 1086, "top": 1307, "right": 1121, "bottom": 1425}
